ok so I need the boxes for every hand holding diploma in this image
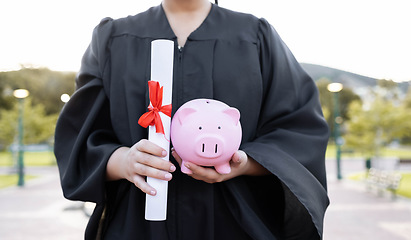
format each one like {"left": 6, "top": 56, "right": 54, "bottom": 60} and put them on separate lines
{"left": 106, "top": 141, "right": 176, "bottom": 196}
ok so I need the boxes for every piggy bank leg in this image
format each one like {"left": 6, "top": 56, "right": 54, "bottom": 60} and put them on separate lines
{"left": 180, "top": 161, "right": 193, "bottom": 174}
{"left": 215, "top": 163, "right": 231, "bottom": 174}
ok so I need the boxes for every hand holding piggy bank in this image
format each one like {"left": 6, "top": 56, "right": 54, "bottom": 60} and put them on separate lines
{"left": 170, "top": 99, "right": 242, "bottom": 174}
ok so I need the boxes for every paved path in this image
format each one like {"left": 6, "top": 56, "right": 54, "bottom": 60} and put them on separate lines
{"left": 0, "top": 160, "right": 410, "bottom": 239}
{"left": 324, "top": 178, "right": 411, "bottom": 240}
{"left": 0, "top": 166, "right": 88, "bottom": 240}
{"left": 325, "top": 158, "right": 411, "bottom": 240}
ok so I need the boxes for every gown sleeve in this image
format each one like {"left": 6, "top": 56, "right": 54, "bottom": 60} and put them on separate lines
{"left": 54, "top": 18, "right": 122, "bottom": 204}
{"left": 240, "top": 18, "right": 330, "bottom": 237}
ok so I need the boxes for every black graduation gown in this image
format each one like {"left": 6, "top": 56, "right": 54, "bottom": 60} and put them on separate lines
{"left": 54, "top": 4, "right": 329, "bottom": 240}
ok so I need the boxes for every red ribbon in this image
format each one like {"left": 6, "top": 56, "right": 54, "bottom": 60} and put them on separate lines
{"left": 138, "top": 81, "right": 172, "bottom": 134}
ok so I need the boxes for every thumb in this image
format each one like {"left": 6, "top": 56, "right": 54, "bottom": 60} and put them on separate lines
{"left": 232, "top": 150, "right": 247, "bottom": 163}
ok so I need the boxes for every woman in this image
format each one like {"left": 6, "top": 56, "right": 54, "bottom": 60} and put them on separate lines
{"left": 54, "top": 0, "right": 329, "bottom": 239}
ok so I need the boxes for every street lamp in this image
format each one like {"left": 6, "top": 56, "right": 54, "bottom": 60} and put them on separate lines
{"left": 327, "top": 83, "right": 343, "bottom": 180}
{"left": 13, "top": 89, "right": 29, "bottom": 187}
{"left": 60, "top": 93, "right": 70, "bottom": 103}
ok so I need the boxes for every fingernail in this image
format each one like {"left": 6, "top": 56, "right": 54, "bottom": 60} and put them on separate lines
{"left": 150, "top": 190, "right": 156, "bottom": 196}
{"left": 162, "top": 150, "right": 167, "bottom": 157}
{"left": 170, "top": 165, "right": 176, "bottom": 172}
{"left": 165, "top": 173, "right": 172, "bottom": 180}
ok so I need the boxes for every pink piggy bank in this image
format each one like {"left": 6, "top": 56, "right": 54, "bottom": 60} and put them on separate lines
{"left": 171, "top": 99, "right": 242, "bottom": 174}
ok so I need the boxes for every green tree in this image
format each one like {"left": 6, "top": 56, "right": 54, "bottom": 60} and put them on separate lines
{"left": 0, "top": 85, "right": 15, "bottom": 110}
{"left": 0, "top": 67, "right": 75, "bottom": 115}
{"left": 345, "top": 94, "right": 411, "bottom": 157}
{"left": 404, "top": 87, "right": 411, "bottom": 109}
{"left": 400, "top": 87, "right": 411, "bottom": 144}
{"left": 378, "top": 79, "right": 397, "bottom": 90}
{"left": 0, "top": 98, "right": 58, "bottom": 149}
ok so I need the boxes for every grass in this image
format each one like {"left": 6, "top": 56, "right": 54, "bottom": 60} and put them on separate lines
{"left": 326, "top": 144, "right": 411, "bottom": 159}
{"left": 0, "top": 151, "right": 56, "bottom": 167}
{"left": 397, "top": 173, "right": 411, "bottom": 198}
{"left": 347, "top": 172, "right": 367, "bottom": 181}
{"left": 0, "top": 151, "right": 55, "bottom": 189}
{"left": 0, "top": 174, "right": 38, "bottom": 189}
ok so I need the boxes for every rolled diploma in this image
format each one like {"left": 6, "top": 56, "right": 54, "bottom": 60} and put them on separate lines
{"left": 145, "top": 39, "right": 174, "bottom": 221}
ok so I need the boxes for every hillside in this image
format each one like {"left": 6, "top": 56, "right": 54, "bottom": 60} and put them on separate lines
{"left": 301, "top": 63, "right": 409, "bottom": 95}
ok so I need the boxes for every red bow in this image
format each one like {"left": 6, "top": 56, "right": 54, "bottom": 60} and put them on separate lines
{"left": 138, "top": 81, "right": 172, "bottom": 134}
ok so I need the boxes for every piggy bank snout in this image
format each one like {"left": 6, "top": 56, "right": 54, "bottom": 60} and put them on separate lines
{"left": 195, "top": 135, "right": 224, "bottom": 159}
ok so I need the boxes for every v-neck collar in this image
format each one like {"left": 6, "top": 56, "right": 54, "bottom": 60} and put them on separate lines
{"left": 158, "top": 3, "right": 217, "bottom": 42}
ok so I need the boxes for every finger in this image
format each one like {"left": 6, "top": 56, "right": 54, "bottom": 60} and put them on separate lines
{"left": 130, "top": 145, "right": 175, "bottom": 172}
{"left": 232, "top": 150, "right": 247, "bottom": 163}
{"left": 171, "top": 149, "right": 182, "bottom": 166}
{"left": 185, "top": 162, "right": 223, "bottom": 183}
{"left": 231, "top": 151, "right": 241, "bottom": 163}
{"left": 132, "top": 174, "right": 157, "bottom": 196}
{"left": 135, "top": 139, "right": 167, "bottom": 157}
{"left": 136, "top": 153, "right": 176, "bottom": 172}
{"left": 134, "top": 162, "right": 173, "bottom": 181}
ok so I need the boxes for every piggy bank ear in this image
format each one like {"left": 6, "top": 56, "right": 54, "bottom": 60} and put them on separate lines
{"left": 223, "top": 108, "right": 240, "bottom": 126}
{"left": 177, "top": 108, "right": 197, "bottom": 124}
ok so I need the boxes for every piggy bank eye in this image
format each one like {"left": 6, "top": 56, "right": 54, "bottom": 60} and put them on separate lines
{"left": 199, "top": 126, "right": 202, "bottom": 130}
{"left": 218, "top": 126, "right": 221, "bottom": 130}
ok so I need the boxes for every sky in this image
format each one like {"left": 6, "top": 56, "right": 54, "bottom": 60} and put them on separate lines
{"left": 1, "top": 0, "right": 410, "bottom": 82}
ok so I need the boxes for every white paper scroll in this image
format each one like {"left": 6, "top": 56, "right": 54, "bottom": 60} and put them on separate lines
{"left": 145, "top": 40, "right": 174, "bottom": 221}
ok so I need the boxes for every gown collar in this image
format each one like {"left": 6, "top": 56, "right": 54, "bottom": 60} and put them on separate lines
{"left": 153, "top": 3, "right": 217, "bottom": 41}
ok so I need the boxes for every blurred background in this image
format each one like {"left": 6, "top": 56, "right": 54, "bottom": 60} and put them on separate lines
{"left": 1, "top": 0, "right": 410, "bottom": 239}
